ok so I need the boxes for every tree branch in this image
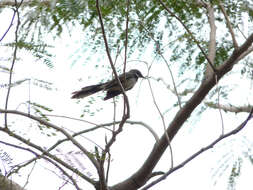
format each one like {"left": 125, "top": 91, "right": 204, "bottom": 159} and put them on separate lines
{"left": 205, "top": 102, "right": 252, "bottom": 113}
{"left": 205, "top": 3, "right": 217, "bottom": 78}
{"left": 0, "top": 9, "right": 16, "bottom": 42}
{"left": 237, "top": 46, "right": 253, "bottom": 61}
{"left": 4, "top": 0, "right": 23, "bottom": 128}
{"left": 147, "top": 77, "right": 174, "bottom": 168}
{"left": 95, "top": 2, "right": 133, "bottom": 187}
{"left": 110, "top": 32, "right": 253, "bottom": 190}
{"left": 141, "top": 107, "right": 253, "bottom": 189}
{"left": 0, "top": 108, "right": 100, "bottom": 173}
{"left": 218, "top": 0, "right": 239, "bottom": 49}
{"left": 95, "top": 0, "right": 130, "bottom": 159}
{"left": 151, "top": 77, "right": 195, "bottom": 96}
{"left": 0, "top": 140, "right": 81, "bottom": 190}
{"left": 137, "top": 21, "right": 182, "bottom": 109}
{"left": 0, "top": 126, "right": 96, "bottom": 186}
{"left": 157, "top": 0, "right": 217, "bottom": 73}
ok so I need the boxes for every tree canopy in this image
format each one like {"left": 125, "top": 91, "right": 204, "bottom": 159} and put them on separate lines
{"left": 0, "top": 0, "right": 253, "bottom": 190}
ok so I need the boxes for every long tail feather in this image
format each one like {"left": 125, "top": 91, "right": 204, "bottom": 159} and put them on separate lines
{"left": 71, "top": 84, "right": 104, "bottom": 99}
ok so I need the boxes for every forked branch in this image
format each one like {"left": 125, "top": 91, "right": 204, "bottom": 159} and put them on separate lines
{"left": 218, "top": 0, "right": 239, "bottom": 49}
{"left": 141, "top": 107, "right": 253, "bottom": 189}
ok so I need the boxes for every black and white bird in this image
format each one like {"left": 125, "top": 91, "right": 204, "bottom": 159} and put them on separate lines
{"left": 71, "top": 69, "right": 144, "bottom": 100}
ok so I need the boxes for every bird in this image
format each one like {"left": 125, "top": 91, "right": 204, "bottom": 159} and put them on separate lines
{"left": 71, "top": 69, "right": 144, "bottom": 100}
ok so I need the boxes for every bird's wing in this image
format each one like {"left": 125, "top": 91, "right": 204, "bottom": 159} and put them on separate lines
{"left": 104, "top": 72, "right": 134, "bottom": 90}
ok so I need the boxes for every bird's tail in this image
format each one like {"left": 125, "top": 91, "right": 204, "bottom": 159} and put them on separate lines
{"left": 71, "top": 83, "right": 104, "bottom": 99}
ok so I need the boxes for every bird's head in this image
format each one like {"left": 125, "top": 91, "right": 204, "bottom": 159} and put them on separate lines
{"left": 129, "top": 69, "right": 145, "bottom": 79}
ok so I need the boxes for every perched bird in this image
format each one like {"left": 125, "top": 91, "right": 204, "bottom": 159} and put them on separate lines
{"left": 71, "top": 69, "right": 144, "bottom": 100}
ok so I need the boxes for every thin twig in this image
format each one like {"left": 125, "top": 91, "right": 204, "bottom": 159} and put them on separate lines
{"left": 159, "top": 54, "right": 182, "bottom": 109}
{"left": 0, "top": 9, "right": 16, "bottom": 42}
{"left": 215, "top": 75, "right": 224, "bottom": 135}
{"left": 123, "top": 0, "right": 130, "bottom": 73}
{"left": 45, "top": 114, "right": 98, "bottom": 126}
{"left": 157, "top": 0, "right": 216, "bottom": 73}
{"left": 95, "top": 0, "right": 130, "bottom": 155}
{"left": 137, "top": 21, "right": 182, "bottom": 108}
{"left": 147, "top": 77, "right": 174, "bottom": 168}
{"left": 95, "top": 0, "right": 129, "bottom": 105}
{"left": 0, "top": 127, "right": 95, "bottom": 185}
{"left": 22, "top": 161, "right": 36, "bottom": 189}
{"left": 60, "top": 125, "right": 104, "bottom": 151}
{"left": 0, "top": 108, "right": 100, "bottom": 170}
{"left": 151, "top": 76, "right": 195, "bottom": 96}
{"left": 0, "top": 140, "right": 82, "bottom": 190}
{"left": 236, "top": 25, "right": 247, "bottom": 40}
{"left": 41, "top": 159, "right": 81, "bottom": 190}
{"left": 218, "top": 0, "right": 239, "bottom": 49}
{"left": 23, "top": 118, "right": 159, "bottom": 154}
{"left": 121, "top": 0, "right": 131, "bottom": 133}
{"left": 4, "top": 0, "right": 23, "bottom": 128}
{"left": 112, "top": 49, "right": 121, "bottom": 132}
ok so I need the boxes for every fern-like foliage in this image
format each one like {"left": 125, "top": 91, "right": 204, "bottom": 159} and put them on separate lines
{"left": 4, "top": 40, "right": 54, "bottom": 68}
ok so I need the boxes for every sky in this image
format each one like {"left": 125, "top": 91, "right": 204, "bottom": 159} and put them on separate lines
{"left": 0, "top": 4, "right": 253, "bottom": 190}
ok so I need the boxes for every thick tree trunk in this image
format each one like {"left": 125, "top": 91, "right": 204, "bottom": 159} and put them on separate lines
{"left": 0, "top": 175, "right": 24, "bottom": 190}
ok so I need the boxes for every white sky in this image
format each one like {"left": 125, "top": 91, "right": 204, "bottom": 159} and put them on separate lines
{"left": 0, "top": 5, "right": 253, "bottom": 190}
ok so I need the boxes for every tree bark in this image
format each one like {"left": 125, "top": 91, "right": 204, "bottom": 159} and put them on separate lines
{"left": 0, "top": 175, "right": 24, "bottom": 190}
